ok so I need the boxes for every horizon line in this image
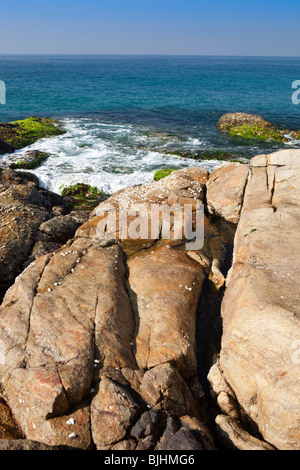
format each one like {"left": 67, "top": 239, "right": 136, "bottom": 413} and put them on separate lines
{"left": 0, "top": 53, "right": 300, "bottom": 59}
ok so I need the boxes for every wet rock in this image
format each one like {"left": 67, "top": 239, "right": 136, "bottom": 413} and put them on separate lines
{"left": 0, "top": 139, "right": 15, "bottom": 155}
{"left": 217, "top": 112, "right": 300, "bottom": 143}
{"left": 1, "top": 150, "right": 49, "bottom": 170}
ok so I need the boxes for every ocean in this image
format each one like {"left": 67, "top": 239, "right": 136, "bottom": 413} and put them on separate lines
{"left": 0, "top": 55, "right": 300, "bottom": 194}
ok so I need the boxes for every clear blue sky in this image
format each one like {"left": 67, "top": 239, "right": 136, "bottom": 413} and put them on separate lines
{"left": 1, "top": 0, "right": 300, "bottom": 56}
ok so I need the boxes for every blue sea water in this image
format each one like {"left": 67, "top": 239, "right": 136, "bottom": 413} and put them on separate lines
{"left": 0, "top": 55, "right": 300, "bottom": 194}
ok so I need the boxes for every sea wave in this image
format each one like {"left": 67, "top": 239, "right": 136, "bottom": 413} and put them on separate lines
{"left": 2, "top": 117, "right": 225, "bottom": 195}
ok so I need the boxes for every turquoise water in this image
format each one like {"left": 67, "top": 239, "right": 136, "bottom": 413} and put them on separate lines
{"left": 0, "top": 55, "right": 300, "bottom": 193}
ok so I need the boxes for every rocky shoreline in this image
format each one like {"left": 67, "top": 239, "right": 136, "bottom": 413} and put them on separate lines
{"left": 0, "top": 114, "right": 299, "bottom": 451}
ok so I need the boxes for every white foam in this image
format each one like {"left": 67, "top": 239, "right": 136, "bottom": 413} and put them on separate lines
{"left": 11, "top": 118, "right": 224, "bottom": 195}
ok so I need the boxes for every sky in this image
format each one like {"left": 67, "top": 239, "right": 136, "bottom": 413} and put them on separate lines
{"left": 0, "top": 0, "right": 300, "bottom": 56}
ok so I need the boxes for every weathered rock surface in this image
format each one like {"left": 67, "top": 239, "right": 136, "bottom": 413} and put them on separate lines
{"left": 215, "top": 415, "right": 275, "bottom": 451}
{"left": 0, "top": 169, "right": 88, "bottom": 298}
{"left": 0, "top": 167, "right": 221, "bottom": 450}
{"left": 206, "top": 163, "right": 249, "bottom": 225}
{"left": 0, "top": 439, "right": 61, "bottom": 450}
{"left": 217, "top": 112, "right": 300, "bottom": 144}
{"left": 214, "top": 149, "right": 300, "bottom": 450}
{"left": 217, "top": 113, "right": 274, "bottom": 131}
{"left": 1, "top": 154, "right": 299, "bottom": 451}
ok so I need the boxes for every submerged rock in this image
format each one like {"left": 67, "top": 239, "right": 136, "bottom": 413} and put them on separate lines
{"left": 1, "top": 150, "right": 50, "bottom": 170}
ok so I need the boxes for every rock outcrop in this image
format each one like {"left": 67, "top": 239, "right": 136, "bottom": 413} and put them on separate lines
{"left": 206, "top": 162, "right": 249, "bottom": 225}
{"left": 217, "top": 112, "right": 300, "bottom": 144}
{"left": 0, "top": 167, "right": 223, "bottom": 450}
{"left": 210, "top": 149, "right": 300, "bottom": 450}
{"left": 0, "top": 153, "right": 299, "bottom": 451}
{"left": 0, "top": 117, "right": 66, "bottom": 153}
{"left": 217, "top": 113, "right": 274, "bottom": 132}
{"left": 0, "top": 150, "right": 49, "bottom": 170}
{"left": 0, "top": 169, "right": 88, "bottom": 299}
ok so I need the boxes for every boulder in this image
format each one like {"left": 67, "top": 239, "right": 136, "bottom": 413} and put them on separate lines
{"left": 215, "top": 149, "right": 300, "bottom": 450}
{"left": 0, "top": 169, "right": 69, "bottom": 297}
{"left": 1, "top": 150, "right": 49, "bottom": 170}
{"left": 0, "top": 166, "right": 219, "bottom": 450}
{"left": 206, "top": 163, "right": 250, "bottom": 224}
{"left": 217, "top": 113, "right": 300, "bottom": 143}
{"left": 217, "top": 113, "right": 274, "bottom": 131}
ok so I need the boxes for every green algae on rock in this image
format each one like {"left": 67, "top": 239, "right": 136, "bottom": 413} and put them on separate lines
{"left": 9, "top": 151, "right": 50, "bottom": 170}
{"left": 60, "top": 183, "right": 110, "bottom": 211}
{"left": 217, "top": 112, "right": 300, "bottom": 144}
{"left": 154, "top": 168, "right": 175, "bottom": 181}
{"left": 0, "top": 117, "right": 66, "bottom": 151}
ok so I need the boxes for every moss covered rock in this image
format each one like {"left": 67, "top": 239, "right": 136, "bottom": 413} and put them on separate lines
{"left": 217, "top": 113, "right": 300, "bottom": 144}
{"left": 9, "top": 150, "right": 49, "bottom": 170}
{"left": 0, "top": 117, "right": 66, "bottom": 151}
{"left": 60, "top": 183, "right": 110, "bottom": 211}
{"left": 154, "top": 168, "right": 175, "bottom": 181}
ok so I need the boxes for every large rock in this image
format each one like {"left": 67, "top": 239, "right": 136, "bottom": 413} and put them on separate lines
{"left": 206, "top": 163, "right": 250, "bottom": 224}
{"left": 217, "top": 113, "right": 274, "bottom": 131}
{"left": 215, "top": 149, "right": 300, "bottom": 450}
{"left": 0, "top": 150, "right": 49, "bottom": 170}
{"left": 0, "top": 169, "right": 86, "bottom": 298}
{"left": 217, "top": 113, "right": 300, "bottom": 143}
{"left": 0, "top": 167, "right": 219, "bottom": 450}
{"left": 128, "top": 247, "right": 205, "bottom": 377}
{"left": 0, "top": 117, "right": 66, "bottom": 151}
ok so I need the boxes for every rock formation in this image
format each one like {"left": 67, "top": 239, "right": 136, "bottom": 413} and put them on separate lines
{"left": 210, "top": 149, "right": 300, "bottom": 450}
{"left": 0, "top": 152, "right": 299, "bottom": 450}
{"left": 0, "top": 169, "right": 88, "bottom": 299}
{"left": 217, "top": 112, "right": 300, "bottom": 144}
